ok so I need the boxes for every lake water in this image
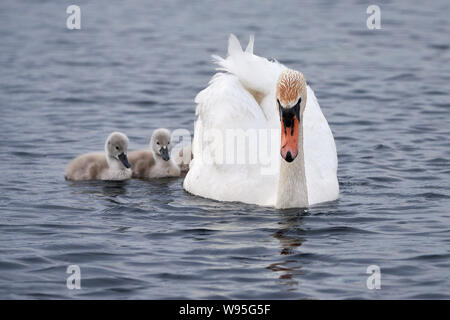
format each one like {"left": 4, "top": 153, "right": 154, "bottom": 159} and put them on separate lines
{"left": 0, "top": 0, "right": 449, "bottom": 299}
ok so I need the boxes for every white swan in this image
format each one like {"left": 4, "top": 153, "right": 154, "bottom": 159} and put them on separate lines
{"left": 128, "top": 128, "right": 181, "bottom": 179}
{"left": 183, "top": 35, "right": 339, "bottom": 208}
{"left": 65, "top": 132, "right": 132, "bottom": 181}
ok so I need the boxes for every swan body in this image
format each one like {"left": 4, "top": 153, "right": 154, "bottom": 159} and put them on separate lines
{"left": 65, "top": 132, "right": 132, "bottom": 181}
{"left": 183, "top": 35, "right": 339, "bottom": 208}
{"left": 128, "top": 128, "right": 181, "bottom": 179}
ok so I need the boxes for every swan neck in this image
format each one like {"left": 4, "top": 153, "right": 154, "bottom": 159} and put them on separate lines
{"left": 106, "top": 154, "right": 124, "bottom": 170}
{"left": 276, "top": 112, "right": 308, "bottom": 208}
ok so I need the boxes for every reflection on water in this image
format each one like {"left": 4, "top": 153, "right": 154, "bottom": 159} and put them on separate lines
{"left": 102, "top": 181, "right": 128, "bottom": 198}
{"left": 67, "top": 180, "right": 128, "bottom": 199}
{"left": 274, "top": 210, "right": 306, "bottom": 256}
{"left": 268, "top": 210, "right": 306, "bottom": 289}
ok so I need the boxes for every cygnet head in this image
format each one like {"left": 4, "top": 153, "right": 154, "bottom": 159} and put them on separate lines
{"left": 150, "top": 128, "right": 172, "bottom": 161}
{"left": 105, "top": 132, "right": 131, "bottom": 168}
{"left": 276, "top": 69, "right": 307, "bottom": 163}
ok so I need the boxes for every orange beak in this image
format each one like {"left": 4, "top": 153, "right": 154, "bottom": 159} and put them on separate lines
{"left": 280, "top": 109, "right": 299, "bottom": 163}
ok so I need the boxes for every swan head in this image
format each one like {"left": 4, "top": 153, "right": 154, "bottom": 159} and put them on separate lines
{"left": 150, "top": 128, "right": 172, "bottom": 161}
{"left": 105, "top": 132, "right": 131, "bottom": 168}
{"left": 276, "top": 69, "right": 307, "bottom": 163}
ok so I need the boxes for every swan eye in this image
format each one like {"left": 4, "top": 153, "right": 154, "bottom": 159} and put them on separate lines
{"left": 297, "top": 97, "right": 302, "bottom": 106}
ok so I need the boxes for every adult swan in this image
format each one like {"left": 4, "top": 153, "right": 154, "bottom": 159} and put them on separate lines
{"left": 184, "top": 35, "right": 339, "bottom": 208}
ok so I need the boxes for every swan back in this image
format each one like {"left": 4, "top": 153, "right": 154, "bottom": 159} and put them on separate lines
{"left": 212, "top": 34, "right": 285, "bottom": 98}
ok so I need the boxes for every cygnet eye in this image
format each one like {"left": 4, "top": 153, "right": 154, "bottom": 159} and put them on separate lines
{"left": 156, "top": 142, "right": 160, "bottom": 145}
{"left": 115, "top": 146, "right": 119, "bottom": 150}
{"left": 168, "top": 141, "right": 170, "bottom": 145}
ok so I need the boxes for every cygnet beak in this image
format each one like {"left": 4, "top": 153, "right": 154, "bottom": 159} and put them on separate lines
{"left": 160, "top": 146, "right": 170, "bottom": 161}
{"left": 118, "top": 153, "right": 131, "bottom": 168}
